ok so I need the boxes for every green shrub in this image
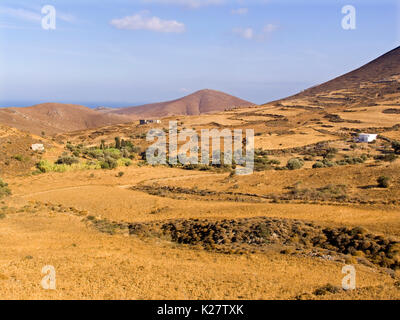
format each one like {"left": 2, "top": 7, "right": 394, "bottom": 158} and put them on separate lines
{"left": 36, "top": 160, "right": 67, "bottom": 173}
{"left": 254, "top": 156, "right": 280, "bottom": 171}
{"left": 104, "top": 148, "right": 121, "bottom": 160}
{"left": 87, "top": 149, "right": 104, "bottom": 159}
{"left": 36, "top": 160, "right": 98, "bottom": 173}
{"left": 56, "top": 155, "right": 79, "bottom": 165}
{"left": 392, "top": 141, "right": 400, "bottom": 154}
{"left": 36, "top": 160, "right": 52, "bottom": 173}
{"left": 312, "top": 161, "right": 325, "bottom": 169}
{"left": 0, "top": 178, "right": 11, "bottom": 199}
{"left": 12, "top": 155, "right": 24, "bottom": 161}
{"left": 100, "top": 157, "right": 118, "bottom": 170}
{"left": 322, "top": 159, "right": 335, "bottom": 167}
{"left": 115, "top": 137, "right": 121, "bottom": 149}
{"left": 118, "top": 158, "right": 132, "bottom": 167}
{"left": 287, "top": 158, "right": 304, "bottom": 170}
{"left": 377, "top": 176, "right": 390, "bottom": 188}
{"left": 374, "top": 154, "right": 398, "bottom": 162}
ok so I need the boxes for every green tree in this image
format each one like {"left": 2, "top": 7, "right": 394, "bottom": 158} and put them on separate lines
{"left": 115, "top": 137, "right": 121, "bottom": 149}
{"left": 100, "top": 140, "right": 106, "bottom": 150}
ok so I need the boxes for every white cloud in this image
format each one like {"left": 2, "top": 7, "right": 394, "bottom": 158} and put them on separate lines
{"left": 233, "top": 24, "right": 278, "bottom": 41}
{"left": 111, "top": 12, "right": 185, "bottom": 33}
{"left": 231, "top": 8, "right": 248, "bottom": 15}
{"left": 233, "top": 27, "right": 254, "bottom": 40}
{"left": 0, "top": 6, "right": 76, "bottom": 24}
{"left": 142, "top": 0, "right": 225, "bottom": 9}
{"left": 179, "top": 87, "right": 191, "bottom": 93}
{"left": 0, "top": 6, "right": 41, "bottom": 22}
{"left": 58, "top": 13, "right": 76, "bottom": 23}
{"left": 263, "top": 23, "right": 278, "bottom": 33}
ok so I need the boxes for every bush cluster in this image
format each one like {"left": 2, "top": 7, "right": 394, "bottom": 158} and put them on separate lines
{"left": 254, "top": 156, "right": 281, "bottom": 171}
{"left": 39, "top": 138, "right": 140, "bottom": 172}
{"left": 0, "top": 178, "right": 11, "bottom": 199}
{"left": 377, "top": 176, "right": 390, "bottom": 188}
{"left": 286, "top": 158, "right": 304, "bottom": 170}
{"left": 151, "top": 217, "right": 400, "bottom": 269}
{"left": 285, "top": 184, "right": 348, "bottom": 202}
{"left": 374, "top": 154, "right": 398, "bottom": 162}
{"left": 56, "top": 154, "right": 79, "bottom": 165}
{"left": 313, "top": 154, "right": 368, "bottom": 168}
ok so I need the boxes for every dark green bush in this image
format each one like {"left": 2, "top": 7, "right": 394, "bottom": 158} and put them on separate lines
{"left": 0, "top": 178, "right": 11, "bottom": 199}
{"left": 392, "top": 141, "right": 400, "bottom": 154}
{"left": 287, "top": 158, "right": 304, "bottom": 170}
{"left": 100, "top": 157, "right": 118, "bottom": 170}
{"left": 13, "top": 155, "right": 24, "bottom": 161}
{"left": 374, "top": 154, "right": 398, "bottom": 162}
{"left": 56, "top": 155, "right": 79, "bottom": 165}
{"left": 377, "top": 176, "right": 390, "bottom": 188}
{"left": 312, "top": 161, "right": 325, "bottom": 169}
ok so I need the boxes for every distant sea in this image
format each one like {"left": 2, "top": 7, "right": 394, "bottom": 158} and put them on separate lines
{"left": 0, "top": 101, "right": 149, "bottom": 109}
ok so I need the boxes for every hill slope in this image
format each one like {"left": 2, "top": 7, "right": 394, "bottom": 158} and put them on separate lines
{"left": 294, "top": 46, "right": 400, "bottom": 99}
{"left": 0, "top": 125, "right": 49, "bottom": 176}
{"left": 265, "top": 46, "right": 400, "bottom": 113}
{"left": 110, "top": 89, "right": 254, "bottom": 118}
{"left": 0, "top": 103, "right": 131, "bottom": 135}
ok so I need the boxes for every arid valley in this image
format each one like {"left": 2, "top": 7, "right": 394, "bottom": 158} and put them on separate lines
{"left": 1, "top": 46, "right": 400, "bottom": 300}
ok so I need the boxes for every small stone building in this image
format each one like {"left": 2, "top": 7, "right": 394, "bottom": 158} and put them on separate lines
{"left": 357, "top": 133, "right": 378, "bottom": 143}
{"left": 139, "top": 119, "right": 161, "bottom": 125}
{"left": 31, "top": 143, "right": 45, "bottom": 151}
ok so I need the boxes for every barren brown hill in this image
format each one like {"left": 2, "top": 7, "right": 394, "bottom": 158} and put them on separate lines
{"left": 0, "top": 125, "right": 48, "bottom": 177}
{"left": 263, "top": 46, "right": 400, "bottom": 116}
{"left": 110, "top": 89, "right": 254, "bottom": 118}
{"left": 0, "top": 103, "right": 131, "bottom": 135}
{"left": 295, "top": 46, "right": 400, "bottom": 98}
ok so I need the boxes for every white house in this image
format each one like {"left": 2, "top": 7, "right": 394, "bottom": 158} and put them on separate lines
{"left": 31, "top": 143, "right": 45, "bottom": 151}
{"left": 357, "top": 133, "right": 378, "bottom": 143}
{"left": 139, "top": 119, "right": 161, "bottom": 125}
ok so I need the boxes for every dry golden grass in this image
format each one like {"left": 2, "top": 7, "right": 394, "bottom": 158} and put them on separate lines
{"left": 336, "top": 105, "right": 400, "bottom": 128}
{"left": 255, "top": 127, "right": 338, "bottom": 150}
{"left": 2, "top": 81, "right": 400, "bottom": 300}
{"left": 381, "top": 130, "right": 400, "bottom": 141}
{"left": 0, "top": 210, "right": 398, "bottom": 300}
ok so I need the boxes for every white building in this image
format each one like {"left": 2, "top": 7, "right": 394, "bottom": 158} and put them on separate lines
{"left": 357, "top": 133, "right": 378, "bottom": 143}
{"left": 139, "top": 119, "right": 161, "bottom": 125}
{"left": 31, "top": 143, "right": 45, "bottom": 151}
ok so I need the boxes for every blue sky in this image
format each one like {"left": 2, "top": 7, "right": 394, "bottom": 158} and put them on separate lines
{"left": 0, "top": 0, "right": 399, "bottom": 107}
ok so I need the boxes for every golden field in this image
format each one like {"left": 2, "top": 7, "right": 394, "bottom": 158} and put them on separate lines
{"left": 1, "top": 70, "right": 400, "bottom": 300}
{"left": 1, "top": 160, "right": 400, "bottom": 299}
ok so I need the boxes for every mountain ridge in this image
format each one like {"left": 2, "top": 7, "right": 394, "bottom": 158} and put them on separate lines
{"left": 0, "top": 103, "right": 131, "bottom": 135}
{"left": 293, "top": 46, "right": 400, "bottom": 99}
{"left": 109, "top": 89, "right": 254, "bottom": 118}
